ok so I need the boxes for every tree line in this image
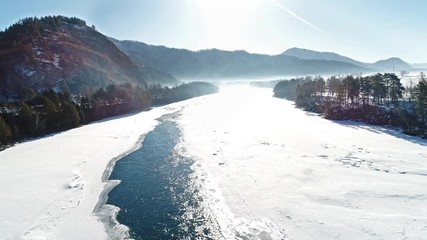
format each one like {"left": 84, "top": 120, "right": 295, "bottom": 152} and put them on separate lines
{"left": 1, "top": 16, "right": 86, "bottom": 40}
{"left": 273, "top": 73, "right": 427, "bottom": 138}
{"left": 0, "top": 90, "right": 83, "bottom": 146}
{"left": 0, "top": 82, "right": 218, "bottom": 148}
{"left": 149, "top": 82, "right": 219, "bottom": 105}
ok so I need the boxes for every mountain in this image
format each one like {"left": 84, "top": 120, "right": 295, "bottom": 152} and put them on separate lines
{"left": 0, "top": 16, "right": 177, "bottom": 100}
{"left": 281, "top": 47, "right": 368, "bottom": 68}
{"left": 281, "top": 47, "right": 414, "bottom": 72}
{"left": 411, "top": 63, "right": 427, "bottom": 69}
{"left": 111, "top": 39, "right": 371, "bottom": 80}
{"left": 371, "top": 57, "right": 413, "bottom": 71}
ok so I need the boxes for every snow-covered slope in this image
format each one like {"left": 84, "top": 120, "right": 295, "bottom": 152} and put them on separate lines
{"left": 0, "top": 106, "right": 176, "bottom": 240}
{"left": 177, "top": 86, "right": 427, "bottom": 240}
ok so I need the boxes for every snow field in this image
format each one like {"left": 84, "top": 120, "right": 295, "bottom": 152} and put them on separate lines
{"left": 0, "top": 106, "right": 177, "bottom": 240}
{"left": 177, "top": 85, "right": 427, "bottom": 240}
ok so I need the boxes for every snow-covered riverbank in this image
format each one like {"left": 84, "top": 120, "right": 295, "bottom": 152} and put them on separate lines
{"left": 0, "top": 106, "right": 178, "bottom": 240}
{"left": 1, "top": 85, "right": 426, "bottom": 240}
{"left": 178, "top": 86, "right": 427, "bottom": 240}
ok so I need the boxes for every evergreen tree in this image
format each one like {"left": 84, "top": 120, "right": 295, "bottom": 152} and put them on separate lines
{"left": 315, "top": 77, "right": 326, "bottom": 97}
{"left": 384, "top": 73, "right": 404, "bottom": 103}
{"left": 20, "top": 101, "right": 32, "bottom": 120}
{"left": 327, "top": 76, "right": 340, "bottom": 97}
{"left": 21, "top": 88, "right": 37, "bottom": 101}
{"left": 76, "top": 105, "right": 86, "bottom": 125}
{"left": 345, "top": 75, "right": 360, "bottom": 105}
{"left": 371, "top": 73, "right": 387, "bottom": 104}
{"left": 19, "top": 101, "right": 34, "bottom": 136}
{"left": 80, "top": 95, "right": 91, "bottom": 109}
{"left": 10, "top": 123, "right": 20, "bottom": 140}
{"left": 43, "top": 89, "right": 61, "bottom": 108}
{"left": 61, "top": 103, "right": 80, "bottom": 129}
{"left": 42, "top": 96, "right": 57, "bottom": 113}
{"left": 43, "top": 96, "right": 59, "bottom": 131}
{"left": 414, "top": 73, "right": 427, "bottom": 123}
{"left": 336, "top": 81, "right": 346, "bottom": 106}
{"left": 0, "top": 116, "right": 12, "bottom": 144}
{"left": 360, "top": 76, "right": 372, "bottom": 105}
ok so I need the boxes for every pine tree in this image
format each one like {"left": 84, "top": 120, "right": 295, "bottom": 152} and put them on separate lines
{"left": 0, "top": 116, "right": 12, "bottom": 144}
{"left": 61, "top": 103, "right": 80, "bottom": 129}
{"left": 360, "top": 76, "right": 372, "bottom": 105}
{"left": 315, "top": 77, "right": 326, "bottom": 97}
{"left": 43, "top": 89, "right": 60, "bottom": 108}
{"left": 384, "top": 73, "right": 404, "bottom": 103}
{"left": 415, "top": 73, "right": 427, "bottom": 124}
{"left": 346, "top": 75, "right": 360, "bottom": 105}
{"left": 19, "top": 101, "right": 34, "bottom": 136}
{"left": 371, "top": 73, "right": 387, "bottom": 104}
{"left": 327, "top": 76, "right": 340, "bottom": 97}
{"left": 43, "top": 96, "right": 59, "bottom": 132}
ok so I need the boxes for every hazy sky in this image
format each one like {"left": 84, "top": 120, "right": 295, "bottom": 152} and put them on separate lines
{"left": 1, "top": 0, "right": 426, "bottom": 63}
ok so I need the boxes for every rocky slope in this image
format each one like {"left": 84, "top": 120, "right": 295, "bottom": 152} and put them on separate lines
{"left": 0, "top": 16, "right": 177, "bottom": 100}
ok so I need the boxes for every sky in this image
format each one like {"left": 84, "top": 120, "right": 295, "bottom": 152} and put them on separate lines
{"left": 1, "top": 0, "right": 427, "bottom": 63}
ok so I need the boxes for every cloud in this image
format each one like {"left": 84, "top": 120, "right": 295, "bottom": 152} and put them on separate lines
{"left": 272, "top": 1, "right": 332, "bottom": 39}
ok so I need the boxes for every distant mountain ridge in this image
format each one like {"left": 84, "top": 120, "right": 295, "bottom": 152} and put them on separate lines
{"left": 372, "top": 57, "right": 413, "bottom": 72}
{"left": 111, "top": 39, "right": 370, "bottom": 80}
{"left": 410, "top": 63, "right": 427, "bottom": 69}
{"left": 282, "top": 47, "right": 414, "bottom": 72}
{"left": 282, "top": 48, "right": 368, "bottom": 68}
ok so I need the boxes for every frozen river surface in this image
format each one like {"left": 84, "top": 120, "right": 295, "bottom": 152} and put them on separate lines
{"left": 177, "top": 86, "right": 427, "bottom": 240}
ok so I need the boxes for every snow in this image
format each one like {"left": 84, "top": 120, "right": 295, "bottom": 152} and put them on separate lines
{"left": 16, "top": 64, "right": 36, "bottom": 77}
{"left": 53, "top": 54, "right": 61, "bottom": 69}
{"left": 39, "top": 59, "right": 52, "bottom": 64}
{"left": 33, "top": 46, "right": 42, "bottom": 56}
{"left": 0, "top": 106, "right": 178, "bottom": 240}
{"left": 177, "top": 85, "right": 427, "bottom": 240}
{"left": 73, "top": 25, "right": 87, "bottom": 31}
{"left": 1, "top": 85, "right": 426, "bottom": 240}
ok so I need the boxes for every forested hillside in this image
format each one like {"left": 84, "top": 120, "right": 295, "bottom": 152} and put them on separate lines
{"left": 0, "top": 16, "right": 177, "bottom": 100}
{"left": 112, "top": 39, "right": 370, "bottom": 80}
{"left": 273, "top": 73, "right": 427, "bottom": 138}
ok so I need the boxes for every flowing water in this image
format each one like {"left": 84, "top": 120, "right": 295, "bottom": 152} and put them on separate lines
{"left": 106, "top": 120, "right": 223, "bottom": 239}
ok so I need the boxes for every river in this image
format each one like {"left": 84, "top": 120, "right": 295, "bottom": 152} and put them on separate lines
{"left": 107, "top": 120, "right": 223, "bottom": 239}
{"left": 106, "top": 85, "right": 427, "bottom": 240}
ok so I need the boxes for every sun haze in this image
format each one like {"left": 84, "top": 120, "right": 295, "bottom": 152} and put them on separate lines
{"left": 1, "top": 0, "right": 426, "bottom": 62}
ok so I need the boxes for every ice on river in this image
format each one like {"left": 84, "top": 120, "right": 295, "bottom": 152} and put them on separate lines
{"left": 177, "top": 85, "right": 427, "bottom": 240}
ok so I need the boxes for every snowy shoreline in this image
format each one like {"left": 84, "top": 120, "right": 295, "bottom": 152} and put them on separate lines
{"left": 177, "top": 86, "right": 427, "bottom": 240}
{"left": 93, "top": 111, "right": 185, "bottom": 239}
{"left": 93, "top": 134, "right": 147, "bottom": 240}
{"left": 0, "top": 105, "right": 179, "bottom": 240}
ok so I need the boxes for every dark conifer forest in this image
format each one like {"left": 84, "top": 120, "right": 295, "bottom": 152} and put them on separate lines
{"left": 0, "top": 82, "right": 218, "bottom": 148}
